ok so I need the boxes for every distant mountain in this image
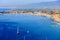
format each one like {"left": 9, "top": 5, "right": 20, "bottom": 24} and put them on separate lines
{"left": 32, "top": 1, "right": 60, "bottom": 6}
{"left": 0, "top": 0, "right": 60, "bottom": 10}
{"left": 23, "top": 0, "right": 60, "bottom": 9}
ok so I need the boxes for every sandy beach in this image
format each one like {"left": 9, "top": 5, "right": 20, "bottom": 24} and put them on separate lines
{"left": 34, "top": 13, "right": 60, "bottom": 23}
{"left": 36, "top": 13, "right": 60, "bottom": 23}
{"left": 21, "top": 12, "right": 60, "bottom": 23}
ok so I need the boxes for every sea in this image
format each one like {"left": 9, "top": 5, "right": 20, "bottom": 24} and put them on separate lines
{"left": 0, "top": 14, "right": 60, "bottom": 40}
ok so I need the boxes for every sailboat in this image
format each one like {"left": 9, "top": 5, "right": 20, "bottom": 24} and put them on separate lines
{"left": 17, "top": 26, "right": 20, "bottom": 35}
{"left": 46, "top": 37, "right": 48, "bottom": 40}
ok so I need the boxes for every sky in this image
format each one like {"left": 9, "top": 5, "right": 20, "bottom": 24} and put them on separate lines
{"left": 0, "top": 0, "right": 58, "bottom": 7}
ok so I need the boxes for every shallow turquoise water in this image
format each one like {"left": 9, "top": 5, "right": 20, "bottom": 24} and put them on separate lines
{"left": 0, "top": 14, "right": 60, "bottom": 40}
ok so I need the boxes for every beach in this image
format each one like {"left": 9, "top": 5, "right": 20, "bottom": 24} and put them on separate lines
{"left": 20, "top": 12, "right": 60, "bottom": 23}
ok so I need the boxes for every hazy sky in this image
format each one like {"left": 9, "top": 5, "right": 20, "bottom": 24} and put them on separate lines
{"left": 0, "top": 0, "right": 58, "bottom": 7}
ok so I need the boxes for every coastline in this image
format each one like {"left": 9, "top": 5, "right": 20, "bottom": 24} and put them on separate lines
{"left": 35, "top": 13, "right": 60, "bottom": 23}
{"left": 0, "top": 13, "right": 60, "bottom": 23}
{"left": 19, "top": 12, "right": 60, "bottom": 23}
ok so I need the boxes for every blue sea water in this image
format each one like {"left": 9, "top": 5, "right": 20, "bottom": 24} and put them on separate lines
{"left": 0, "top": 14, "right": 60, "bottom": 40}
